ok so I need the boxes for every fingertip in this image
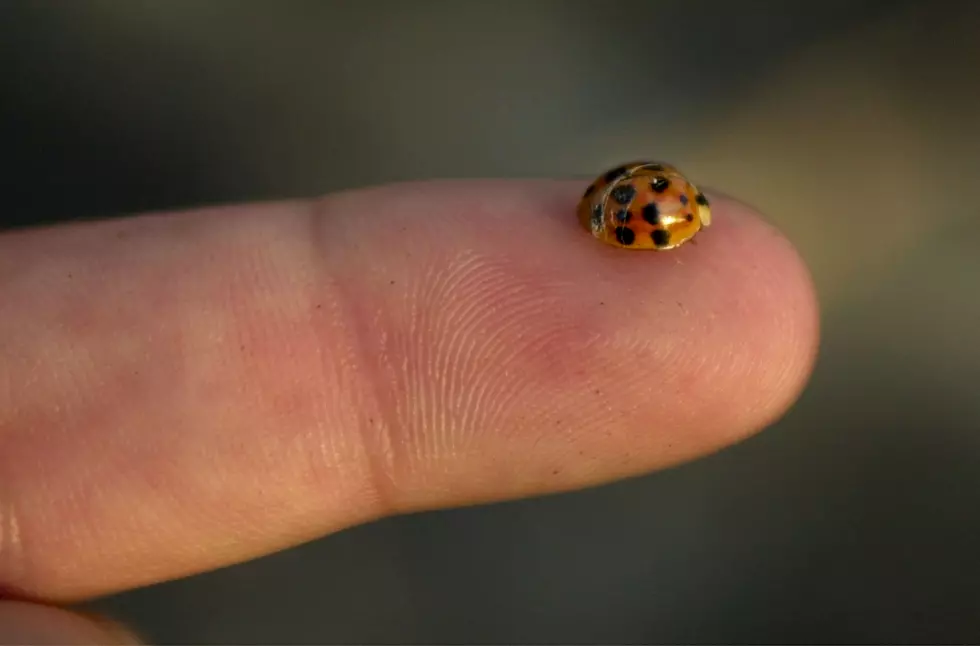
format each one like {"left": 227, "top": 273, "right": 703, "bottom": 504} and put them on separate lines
{"left": 698, "top": 193, "right": 821, "bottom": 441}
{"left": 347, "top": 179, "right": 822, "bottom": 501}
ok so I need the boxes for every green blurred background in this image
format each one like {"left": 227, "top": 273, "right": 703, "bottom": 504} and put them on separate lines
{"left": 2, "top": 0, "right": 979, "bottom": 642}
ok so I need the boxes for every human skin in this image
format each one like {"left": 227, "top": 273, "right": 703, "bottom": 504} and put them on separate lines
{"left": 0, "top": 179, "right": 819, "bottom": 642}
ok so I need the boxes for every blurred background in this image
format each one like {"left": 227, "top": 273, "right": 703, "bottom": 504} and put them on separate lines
{"left": 2, "top": 0, "right": 979, "bottom": 642}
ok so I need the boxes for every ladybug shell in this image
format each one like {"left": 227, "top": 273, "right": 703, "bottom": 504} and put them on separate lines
{"left": 578, "top": 161, "right": 711, "bottom": 250}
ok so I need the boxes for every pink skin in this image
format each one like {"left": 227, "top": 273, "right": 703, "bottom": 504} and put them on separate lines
{"left": 0, "top": 180, "right": 819, "bottom": 614}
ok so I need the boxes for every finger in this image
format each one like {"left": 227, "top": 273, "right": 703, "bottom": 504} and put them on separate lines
{"left": 0, "top": 600, "right": 139, "bottom": 645}
{"left": 0, "top": 179, "right": 818, "bottom": 601}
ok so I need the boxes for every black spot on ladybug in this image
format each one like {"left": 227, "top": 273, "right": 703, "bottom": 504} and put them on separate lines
{"left": 651, "top": 177, "right": 670, "bottom": 193}
{"left": 695, "top": 193, "right": 709, "bottom": 206}
{"left": 652, "top": 229, "right": 671, "bottom": 247}
{"left": 604, "top": 166, "right": 628, "bottom": 183}
{"left": 590, "top": 204, "right": 603, "bottom": 230}
{"left": 610, "top": 184, "right": 636, "bottom": 205}
{"left": 615, "top": 226, "right": 635, "bottom": 246}
{"left": 685, "top": 213, "right": 694, "bottom": 222}
{"left": 679, "top": 194, "right": 689, "bottom": 205}
{"left": 642, "top": 203, "right": 660, "bottom": 225}
{"left": 614, "top": 209, "right": 630, "bottom": 223}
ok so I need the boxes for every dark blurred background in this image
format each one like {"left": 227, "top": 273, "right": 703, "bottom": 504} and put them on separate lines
{"left": 3, "top": 0, "right": 980, "bottom": 643}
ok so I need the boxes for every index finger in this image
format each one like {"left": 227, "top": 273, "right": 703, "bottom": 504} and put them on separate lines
{"left": 0, "top": 179, "right": 819, "bottom": 602}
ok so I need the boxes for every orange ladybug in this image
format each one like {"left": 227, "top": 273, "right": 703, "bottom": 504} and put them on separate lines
{"left": 578, "top": 161, "right": 711, "bottom": 250}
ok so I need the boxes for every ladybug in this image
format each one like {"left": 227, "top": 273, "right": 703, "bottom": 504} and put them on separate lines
{"left": 578, "top": 161, "right": 711, "bottom": 250}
